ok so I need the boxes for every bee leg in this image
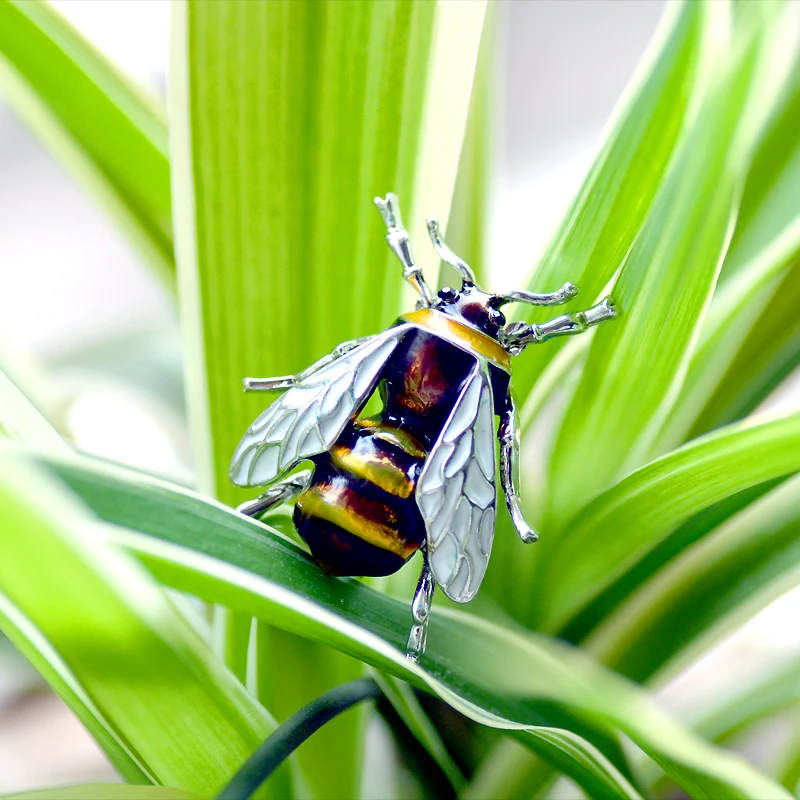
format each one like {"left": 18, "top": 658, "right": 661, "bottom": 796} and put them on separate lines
{"left": 237, "top": 469, "right": 313, "bottom": 518}
{"left": 406, "top": 556, "right": 436, "bottom": 663}
{"left": 501, "top": 297, "right": 616, "bottom": 355}
{"left": 374, "top": 193, "right": 435, "bottom": 307}
{"left": 498, "top": 394, "right": 539, "bottom": 544}
{"left": 243, "top": 337, "right": 373, "bottom": 392}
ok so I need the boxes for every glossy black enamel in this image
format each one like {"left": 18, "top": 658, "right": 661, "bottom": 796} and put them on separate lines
{"left": 436, "top": 284, "right": 507, "bottom": 338}
{"left": 381, "top": 329, "right": 477, "bottom": 448}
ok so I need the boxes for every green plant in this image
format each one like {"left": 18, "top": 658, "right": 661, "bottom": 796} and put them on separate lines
{"left": 0, "top": 1, "right": 799, "bottom": 798}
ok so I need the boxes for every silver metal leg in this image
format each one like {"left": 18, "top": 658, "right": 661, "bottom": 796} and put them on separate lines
{"left": 502, "top": 297, "right": 616, "bottom": 355}
{"left": 498, "top": 395, "right": 538, "bottom": 544}
{"left": 242, "top": 337, "right": 372, "bottom": 392}
{"left": 237, "top": 469, "right": 313, "bottom": 518}
{"left": 406, "top": 556, "right": 436, "bottom": 662}
{"left": 374, "top": 193, "right": 435, "bottom": 307}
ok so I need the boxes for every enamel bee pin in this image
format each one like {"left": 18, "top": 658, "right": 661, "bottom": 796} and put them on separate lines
{"left": 230, "top": 193, "right": 616, "bottom": 661}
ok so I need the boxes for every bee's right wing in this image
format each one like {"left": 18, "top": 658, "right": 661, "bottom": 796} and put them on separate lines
{"left": 416, "top": 362, "right": 497, "bottom": 603}
{"left": 229, "top": 327, "right": 409, "bottom": 488}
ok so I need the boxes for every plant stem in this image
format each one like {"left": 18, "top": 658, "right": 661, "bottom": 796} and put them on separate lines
{"left": 216, "top": 678, "right": 382, "bottom": 800}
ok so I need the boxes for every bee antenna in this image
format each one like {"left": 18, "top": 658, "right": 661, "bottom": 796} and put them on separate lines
{"left": 425, "top": 218, "right": 479, "bottom": 288}
{"left": 495, "top": 282, "right": 579, "bottom": 307}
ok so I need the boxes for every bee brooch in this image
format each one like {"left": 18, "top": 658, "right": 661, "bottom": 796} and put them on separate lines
{"left": 230, "top": 193, "right": 616, "bottom": 661}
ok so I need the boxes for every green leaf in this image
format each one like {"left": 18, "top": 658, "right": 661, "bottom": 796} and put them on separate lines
{"left": 249, "top": 625, "right": 363, "bottom": 800}
{"left": 654, "top": 222, "right": 800, "bottom": 453}
{"left": 777, "top": 727, "right": 800, "bottom": 794}
{"left": 504, "top": 729, "right": 642, "bottom": 800}
{"left": 0, "top": 454, "right": 289, "bottom": 798}
{"left": 440, "top": 2, "right": 496, "bottom": 288}
{"left": 720, "top": 54, "right": 800, "bottom": 284}
{"left": 535, "top": 413, "right": 800, "bottom": 634}
{"left": 170, "top": 0, "right": 486, "bottom": 506}
{"left": 585, "top": 474, "right": 800, "bottom": 685}
{"left": 3, "top": 788, "right": 195, "bottom": 800}
{"left": 45, "top": 454, "right": 634, "bottom": 790}
{"left": 39, "top": 461, "right": 642, "bottom": 800}
{"left": 372, "top": 670, "right": 466, "bottom": 793}
{"left": 646, "top": 651, "right": 800, "bottom": 798}
{"left": 655, "top": 55, "right": 800, "bottom": 450}
{"left": 511, "top": 0, "right": 709, "bottom": 405}
{"left": 170, "top": 6, "right": 487, "bottom": 793}
{"left": 0, "top": 1, "right": 173, "bottom": 282}
{"left": 559, "top": 478, "right": 786, "bottom": 647}
{"left": 461, "top": 739, "right": 556, "bottom": 800}
{"left": 36, "top": 452, "right": 792, "bottom": 800}
{"left": 688, "top": 258, "right": 800, "bottom": 436}
{"left": 544, "top": 4, "right": 782, "bottom": 522}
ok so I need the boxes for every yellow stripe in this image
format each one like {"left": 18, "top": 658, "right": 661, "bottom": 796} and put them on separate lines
{"left": 353, "top": 419, "right": 426, "bottom": 458}
{"left": 330, "top": 444, "right": 414, "bottom": 498}
{"left": 297, "top": 486, "right": 417, "bottom": 559}
{"left": 401, "top": 308, "right": 511, "bottom": 372}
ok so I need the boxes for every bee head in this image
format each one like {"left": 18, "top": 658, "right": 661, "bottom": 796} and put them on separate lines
{"left": 436, "top": 284, "right": 507, "bottom": 339}
{"left": 436, "top": 280, "right": 583, "bottom": 344}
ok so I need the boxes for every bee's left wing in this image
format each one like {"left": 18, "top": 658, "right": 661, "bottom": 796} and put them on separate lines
{"left": 416, "top": 362, "right": 496, "bottom": 603}
{"left": 230, "top": 327, "right": 409, "bottom": 488}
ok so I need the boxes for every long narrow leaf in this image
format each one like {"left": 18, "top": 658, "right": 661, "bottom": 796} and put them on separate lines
{"left": 0, "top": 454, "right": 288, "bottom": 798}
{"left": 0, "top": 1, "right": 172, "bottom": 281}
{"left": 586, "top": 475, "right": 800, "bottom": 684}
{"left": 656, "top": 53, "right": 800, "bottom": 450}
{"left": 46, "top": 457, "right": 634, "bottom": 784}
{"left": 654, "top": 222, "right": 800, "bottom": 452}
{"left": 689, "top": 259, "right": 800, "bottom": 435}
{"left": 169, "top": 6, "right": 486, "bottom": 793}
{"left": 372, "top": 671, "right": 466, "bottom": 793}
{"left": 441, "top": 3, "right": 496, "bottom": 289}
{"left": 170, "top": 0, "right": 485, "bottom": 505}
{"left": 545, "top": 4, "right": 780, "bottom": 522}
{"left": 536, "top": 413, "right": 800, "bottom": 633}
{"left": 559, "top": 478, "right": 786, "bottom": 646}
{"left": 719, "top": 51, "right": 800, "bottom": 284}
{"left": 114, "top": 517, "right": 792, "bottom": 800}
{"left": 511, "top": 0, "right": 709, "bottom": 404}
{"left": 34, "top": 452, "right": 791, "bottom": 800}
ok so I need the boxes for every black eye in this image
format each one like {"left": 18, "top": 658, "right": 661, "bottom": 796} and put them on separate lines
{"left": 438, "top": 287, "right": 458, "bottom": 304}
{"left": 488, "top": 308, "right": 506, "bottom": 327}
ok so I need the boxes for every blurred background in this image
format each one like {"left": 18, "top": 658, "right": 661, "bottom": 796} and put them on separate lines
{"left": 0, "top": 0, "right": 797, "bottom": 793}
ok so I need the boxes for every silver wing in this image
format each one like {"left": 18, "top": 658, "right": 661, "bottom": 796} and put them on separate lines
{"left": 229, "top": 327, "right": 408, "bottom": 487}
{"left": 416, "top": 362, "right": 497, "bottom": 603}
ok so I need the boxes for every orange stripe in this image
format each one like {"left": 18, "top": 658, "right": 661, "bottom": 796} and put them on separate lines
{"left": 401, "top": 308, "right": 511, "bottom": 372}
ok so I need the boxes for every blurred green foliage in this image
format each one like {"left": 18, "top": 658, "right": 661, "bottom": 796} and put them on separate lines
{"left": 0, "top": 1, "right": 799, "bottom": 798}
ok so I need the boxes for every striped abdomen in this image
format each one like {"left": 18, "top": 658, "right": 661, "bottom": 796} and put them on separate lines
{"left": 294, "top": 419, "right": 427, "bottom": 577}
